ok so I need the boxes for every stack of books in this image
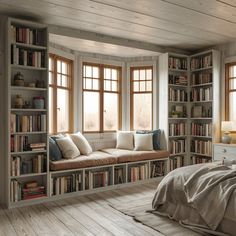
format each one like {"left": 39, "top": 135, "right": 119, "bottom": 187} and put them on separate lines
{"left": 85, "top": 170, "right": 109, "bottom": 189}
{"left": 114, "top": 168, "right": 124, "bottom": 184}
{"left": 130, "top": 163, "right": 148, "bottom": 182}
{"left": 22, "top": 181, "right": 46, "bottom": 200}
{"left": 151, "top": 161, "right": 165, "bottom": 177}
{"left": 29, "top": 143, "right": 46, "bottom": 151}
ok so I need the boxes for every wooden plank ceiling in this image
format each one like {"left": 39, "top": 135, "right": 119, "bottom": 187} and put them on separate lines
{"left": 0, "top": 0, "right": 236, "bottom": 55}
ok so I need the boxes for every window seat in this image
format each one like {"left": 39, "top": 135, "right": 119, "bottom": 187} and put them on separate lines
{"left": 50, "top": 148, "right": 170, "bottom": 171}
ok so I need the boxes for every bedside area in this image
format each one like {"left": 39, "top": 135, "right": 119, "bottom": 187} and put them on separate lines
{"left": 213, "top": 143, "right": 236, "bottom": 163}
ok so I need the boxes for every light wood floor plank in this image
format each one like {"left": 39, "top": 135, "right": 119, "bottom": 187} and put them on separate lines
{"left": 0, "top": 182, "right": 162, "bottom": 236}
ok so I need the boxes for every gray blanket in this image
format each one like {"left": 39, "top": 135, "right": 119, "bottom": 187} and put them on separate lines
{"left": 152, "top": 163, "right": 236, "bottom": 236}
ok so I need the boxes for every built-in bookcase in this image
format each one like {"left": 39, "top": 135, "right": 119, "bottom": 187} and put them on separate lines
{"left": 159, "top": 53, "right": 189, "bottom": 171}
{"left": 190, "top": 50, "right": 220, "bottom": 164}
{"left": 5, "top": 18, "right": 49, "bottom": 207}
{"left": 159, "top": 50, "right": 220, "bottom": 169}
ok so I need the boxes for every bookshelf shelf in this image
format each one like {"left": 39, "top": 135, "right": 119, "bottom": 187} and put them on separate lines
{"left": 169, "top": 135, "right": 187, "bottom": 139}
{"left": 190, "top": 66, "right": 213, "bottom": 72}
{"left": 12, "top": 42, "right": 47, "bottom": 50}
{"left": 11, "top": 86, "right": 47, "bottom": 91}
{"left": 10, "top": 172, "right": 47, "bottom": 179}
{"left": 190, "top": 152, "right": 212, "bottom": 158}
{"left": 190, "top": 135, "right": 212, "bottom": 138}
{"left": 11, "top": 64, "right": 47, "bottom": 71}
{"left": 190, "top": 100, "right": 213, "bottom": 103}
{"left": 168, "top": 84, "right": 188, "bottom": 88}
{"left": 11, "top": 131, "right": 47, "bottom": 135}
{"left": 190, "top": 83, "right": 213, "bottom": 88}
{"left": 11, "top": 150, "right": 47, "bottom": 155}
{"left": 170, "top": 153, "right": 186, "bottom": 157}
{"left": 11, "top": 108, "right": 47, "bottom": 112}
{"left": 169, "top": 68, "right": 188, "bottom": 72}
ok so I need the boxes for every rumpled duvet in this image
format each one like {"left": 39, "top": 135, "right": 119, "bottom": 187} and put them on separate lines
{"left": 152, "top": 163, "right": 236, "bottom": 236}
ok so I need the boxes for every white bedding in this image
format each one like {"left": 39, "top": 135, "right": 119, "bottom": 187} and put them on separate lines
{"left": 152, "top": 163, "right": 236, "bottom": 236}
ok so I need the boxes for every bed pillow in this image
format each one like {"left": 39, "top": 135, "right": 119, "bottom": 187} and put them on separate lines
{"left": 134, "top": 133, "right": 153, "bottom": 151}
{"left": 69, "top": 132, "right": 92, "bottom": 155}
{"left": 49, "top": 137, "right": 63, "bottom": 161}
{"left": 136, "top": 129, "right": 161, "bottom": 150}
{"left": 116, "top": 131, "right": 134, "bottom": 150}
{"left": 56, "top": 137, "right": 80, "bottom": 159}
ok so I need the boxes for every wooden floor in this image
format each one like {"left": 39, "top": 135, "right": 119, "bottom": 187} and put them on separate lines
{"left": 0, "top": 182, "right": 164, "bottom": 236}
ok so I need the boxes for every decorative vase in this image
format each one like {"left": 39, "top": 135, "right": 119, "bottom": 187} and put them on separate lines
{"left": 15, "top": 95, "right": 24, "bottom": 108}
{"left": 14, "top": 72, "right": 24, "bottom": 86}
{"left": 33, "top": 96, "right": 45, "bottom": 109}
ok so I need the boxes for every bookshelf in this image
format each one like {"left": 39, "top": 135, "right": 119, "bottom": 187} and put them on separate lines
{"left": 159, "top": 53, "right": 189, "bottom": 171}
{"left": 3, "top": 17, "right": 49, "bottom": 207}
{"left": 159, "top": 50, "right": 220, "bottom": 168}
{"left": 190, "top": 50, "right": 220, "bottom": 164}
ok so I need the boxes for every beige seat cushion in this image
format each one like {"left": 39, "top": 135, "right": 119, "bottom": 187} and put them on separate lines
{"left": 50, "top": 151, "right": 117, "bottom": 171}
{"left": 101, "top": 148, "right": 170, "bottom": 163}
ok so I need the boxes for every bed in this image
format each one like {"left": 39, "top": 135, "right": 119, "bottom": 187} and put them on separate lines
{"left": 152, "top": 163, "right": 236, "bottom": 236}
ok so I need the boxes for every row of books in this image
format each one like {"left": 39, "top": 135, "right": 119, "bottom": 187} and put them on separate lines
{"left": 169, "top": 87, "right": 187, "bottom": 102}
{"left": 169, "top": 122, "right": 186, "bottom": 136}
{"left": 11, "top": 45, "right": 46, "bottom": 68}
{"left": 169, "top": 139, "right": 186, "bottom": 154}
{"left": 11, "top": 155, "right": 46, "bottom": 176}
{"left": 169, "top": 156, "right": 184, "bottom": 171}
{"left": 85, "top": 170, "right": 110, "bottom": 189}
{"left": 10, "top": 180, "right": 46, "bottom": 202}
{"left": 191, "top": 73, "right": 212, "bottom": 85}
{"left": 10, "top": 114, "right": 46, "bottom": 133}
{"left": 169, "top": 57, "right": 187, "bottom": 70}
{"left": 190, "top": 87, "right": 213, "bottom": 102}
{"left": 150, "top": 161, "right": 165, "bottom": 177}
{"left": 191, "top": 55, "right": 212, "bottom": 70}
{"left": 10, "top": 135, "right": 46, "bottom": 152}
{"left": 191, "top": 106, "right": 212, "bottom": 118}
{"left": 51, "top": 173, "right": 82, "bottom": 195}
{"left": 191, "top": 156, "right": 211, "bottom": 164}
{"left": 191, "top": 140, "right": 212, "bottom": 156}
{"left": 129, "top": 163, "right": 149, "bottom": 182}
{"left": 191, "top": 122, "right": 212, "bottom": 137}
{"left": 169, "top": 75, "right": 188, "bottom": 86}
{"left": 10, "top": 25, "right": 45, "bottom": 46}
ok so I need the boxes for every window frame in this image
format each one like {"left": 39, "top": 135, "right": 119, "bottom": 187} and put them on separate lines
{"left": 82, "top": 62, "right": 122, "bottom": 133}
{"left": 130, "top": 66, "right": 153, "bottom": 131}
{"left": 49, "top": 53, "right": 74, "bottom": 134}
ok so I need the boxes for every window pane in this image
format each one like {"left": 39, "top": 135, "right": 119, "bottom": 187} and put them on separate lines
{"left": 146, "top": 69, "right": 152, "bottom": 80}
{"left": 133, "top": 81, "right": 139, "bottom": 92}
{"left": 62, "top": 62, "right": 67, "bottom": 74}
{"left": 229, "top": 79, "right": 236, "bottom": 90}
{"left": 140, "top": 70, "right": 145, "bottom": 80}
{"left": 49, "top": 87, "right": 53, "bottom": 133}
{"left": 83, "top": 92, "right": 100, "bottom": 132}
{"left": 104, "top": 80, "right": 111, "bottom": 91}
{"left": 133, "top": 93, "right": 152, "bottom": 130}
{"left": 85, "top": 78, "right": 92, "bottom": 90}
{"left": 93, "top": 67, "right": 99, "bottom": 78}
{"left": 104, "top": 68, "right": 111, "bottom": 79}
{"left": 104, "top": 93, "right": 118, "bottom": 131}
{"left": 229, "top": 65, "right": 236, "bottom": 77}
{"left": 93, "top": 79, "right": 99, "bottom": 90}
{"left": 133, "top": 70, "right": 139, "bottom": 80}
{"left": 229, "top": 92, "right": 236, "bottom": 121}
{"left": 57, "top": 74, "right": 61, "bottom": 86}
{"left": 57, "top": 89, "right": 69, "bottom": 132}
{"left": 57, "top": 60, "right": 61, "bottom": 73}
{"left": 112, "top": 81, "right": 117, "bottom": 92}
{"left": 140, "top": 81, "right": 145, "bottom": 92}
{"left": 61, "top": 75, "right": 68, "bottom": 87}
{"left": 85, "top": 66, "right": 92, "bottom": 77}
{"left": 112, "top": 69, "right": 117, "bottom": 80}
{"left": 147, "top": 81, "right": 152, "bottom": 91}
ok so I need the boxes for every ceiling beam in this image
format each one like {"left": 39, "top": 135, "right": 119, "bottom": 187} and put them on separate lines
{"left": 48, "top": 24, "right": 189, "bottom": 55}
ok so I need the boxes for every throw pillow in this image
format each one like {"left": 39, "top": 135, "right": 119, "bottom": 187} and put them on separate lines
{"left": 136, "top": 129, "right": 161, "bottom": 150}
{"left": 116, "top": 131, "right": 134, "bottom": 150}
{"left": 56, "top": 137, "right": 80, "bottom": 159}
{"left": 69, "top": 132, "right": 92, "bottom": 155}
{"left": 134, "top": 133, "right": 153, "bottom": 151}
{"left": 49, "top": 137, "right": 63, "bottom": 161}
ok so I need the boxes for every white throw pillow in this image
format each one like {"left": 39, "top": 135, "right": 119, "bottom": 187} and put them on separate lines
{"left": 116, "top": 131, "right": 134, "bottom": 150}
{"left": 56, "top": 137, "right": 80, "bottom": 159}
{"left": 69, "top": 132, "right": 92, "bottom": 155}
{"left": 134, "top": 133, "right": 153, "bottom": 151}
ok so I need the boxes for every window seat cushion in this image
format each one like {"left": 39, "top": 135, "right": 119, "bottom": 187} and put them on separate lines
{"left": 50, "top": 151, "right": 117, "bottom": 171}
{"left": 100, "top": 148, "right": 170, "bottom": 163}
